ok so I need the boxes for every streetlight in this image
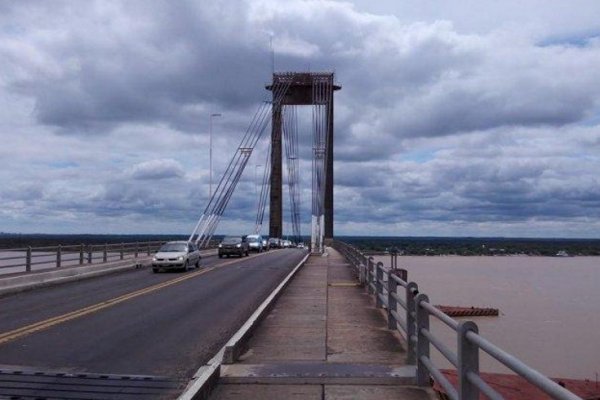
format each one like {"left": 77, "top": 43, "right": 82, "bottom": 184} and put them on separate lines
{"left": 209, "top": 113, "right": 222, "bottom": 200}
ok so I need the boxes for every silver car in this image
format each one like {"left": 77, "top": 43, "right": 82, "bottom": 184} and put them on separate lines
{"left": 152, "top": 241, "right": 201, "bottom": 273}
{"left": 245, "top": 234, "right": 264, "bottom": 252}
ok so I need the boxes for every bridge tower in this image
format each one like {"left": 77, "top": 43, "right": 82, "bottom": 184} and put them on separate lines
{"left": 266, "top": 72, "right": 341, "bottom": 244}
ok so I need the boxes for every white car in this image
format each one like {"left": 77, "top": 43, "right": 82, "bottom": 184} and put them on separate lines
{"left": 152, "top": 241, "right": 201, "bottom": 273}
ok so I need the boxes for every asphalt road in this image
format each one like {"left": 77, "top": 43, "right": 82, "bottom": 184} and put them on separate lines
{"left": 0, "top": 249, "right": 307, "bottom": 379}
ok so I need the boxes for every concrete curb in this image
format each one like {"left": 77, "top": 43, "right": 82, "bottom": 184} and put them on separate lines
{"left": 0, "top": 249, "right": 218, "bottom": 297}
{"left": 219, "top": 363, "right": 417, "bottom": 385}
{"left": 0, "top": 258, "right": 151, "bottom": 296}
{"left": 178, "top": 251, "right": 311, "bottom": 400}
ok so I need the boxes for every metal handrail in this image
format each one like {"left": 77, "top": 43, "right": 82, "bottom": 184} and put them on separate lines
{"left": 421, "top": 327, "right": 458, "bottom": 367}
{"left": 390, "top": 272, "right": 408, "bottom": 287}
{"left": 466, "top": 332, "right": 582, "bottom": 400}
{"left": 467, "top": 372, "right": 503, "bottom": 400}
{"left": 421, "top": 355, "right": 458, "bottom": 400}
{"left": 0, "top": 240, "right": 172, "bottom": 274}
{"left": 1, "top": 239, "right": 222, "bottom": 274}
{"left": 331, "top": 240, "right": 584, "bottom": 400}
{"left": 420, "top": 300, "right": 459, "bottom": 330}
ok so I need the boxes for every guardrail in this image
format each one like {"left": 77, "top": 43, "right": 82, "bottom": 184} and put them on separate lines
{"left": 0, "top": 240, "right": 222, "bottom": 275}
{"left": 332, "top": 241, "right": 583, "bottom": 400}
{"left": 0, "top": 241, "right": 166, "bottom": 274}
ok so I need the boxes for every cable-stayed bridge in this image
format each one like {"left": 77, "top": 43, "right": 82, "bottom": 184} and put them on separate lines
{"left": 189, "top": 72, "right": 340, "bottom": 254}
{"left": 0, "top": 72, "right": 589, "bottom": 400}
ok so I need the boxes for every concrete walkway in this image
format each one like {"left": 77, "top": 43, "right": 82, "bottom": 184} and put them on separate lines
{"left": 209, "top": 248, "right": 434, "bottom": 400}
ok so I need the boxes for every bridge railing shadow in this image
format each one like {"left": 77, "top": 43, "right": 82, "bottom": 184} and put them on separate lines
{"left": 332, "top": 241, "right": 583, "bottom": 400}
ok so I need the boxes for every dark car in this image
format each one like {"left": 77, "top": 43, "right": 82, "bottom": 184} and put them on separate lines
{"left": 268, "top": 238, "right": 280, "bottom": 249}
{"left": 218, "top": 236, "right": 249, "bottom": 258}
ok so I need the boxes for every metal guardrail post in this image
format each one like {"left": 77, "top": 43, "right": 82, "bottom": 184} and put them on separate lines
{"left": 387, "top": 270, "right": 399, "bottom": 329}
{"left": 375, "top": 262, "right": 384, "bottom": 308}
{"left": 26, "top": 246, "right": 32, "bottom": 272}
{"left": 415, "top": 293, "right": 431, "bottom": 386}
{"left": 134, "top": 242, "right": 139, "bottom": 258}
{"left": 56, "top": 245, "right": 61, "bottom": 268}
{"left": 390, "top": 247, "right": 399, "bottom": 270}
{"left": 103, "top": 244, "right": 108, "bottom": 263}
{"left": 368, "top": 257, "right": 375, "bottom": 294}
{"left": 406, "top": 281, "right": 419, "bottom": 365}
{"left": 120, "top": 243, "right": 124, "bottom": 260}
{"left": 87, "top": 246, "right": 92, "bottom": 264}
{"left": 147, "top": 242, "right": 151, "bottom": 256}
{"left": 80, "top": 244, "right": 84, "bottom": 265}
{"left": 359, "top": 262, "right": 366, "bottom": 286}
{"left": 458, "top": 321, "right": 480, "bottom": 400}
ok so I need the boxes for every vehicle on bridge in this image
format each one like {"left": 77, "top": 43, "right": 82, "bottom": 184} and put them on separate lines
{"left": 218, "top": 236, "right": 249, "bottom": 258}
{"left": 261, "top": 237, "right": 269, "bottom": 251}
{"left": 152, "top": 241, "right": 201, "bottom": 273}
{"left": 268, "top": 238, "right": 280, "bottom": 249}
{"left": 245, "top": 234, "right": 264, "bottom": 252}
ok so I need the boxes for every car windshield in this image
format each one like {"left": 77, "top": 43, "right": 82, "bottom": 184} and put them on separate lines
{"left": 222, "top": 237, "right": 241, "bottom": 244}
{"left": 158, "top": 243, "right": 187, "bottom": 252}
{"left": 247, "top": 237, "right": 259, "bottom": 243}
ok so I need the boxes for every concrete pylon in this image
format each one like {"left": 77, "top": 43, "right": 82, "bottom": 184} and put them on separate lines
{"left": 266, "top": 72, "right": 341, "bottom": 241}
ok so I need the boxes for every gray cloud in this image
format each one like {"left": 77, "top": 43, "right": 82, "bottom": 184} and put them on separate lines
{"left": 1, "top": 1, "right": 270, "bottom": 135}
{"left": 128, "top": 159, "right": 185, "bottom": 180}
{"left": 1, "top": 1, "right": 600, "bottom": 237}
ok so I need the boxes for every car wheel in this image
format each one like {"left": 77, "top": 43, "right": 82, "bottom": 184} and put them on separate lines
{"left": 245, "top": 250, "right": 249, "bottom": 257}
{"left": 152, "top": 268, "right": 159, "bottom": 273}
{"left": 181, "top": 260, "right": 188, "bottom": 272}
{"left": 195, "top": 259, "right": 200, "bottom": 268}
{"left": 218, "top": 254, "right": 223, "bottom": 258}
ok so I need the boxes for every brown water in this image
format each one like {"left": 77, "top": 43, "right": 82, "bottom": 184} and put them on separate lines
{"left": 374, "top": 255, "right": 600, "bottom": 380}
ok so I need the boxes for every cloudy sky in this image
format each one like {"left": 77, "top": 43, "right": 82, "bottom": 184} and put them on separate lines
{"left": 1, "top": 0, "right": 600, "bottom": 238}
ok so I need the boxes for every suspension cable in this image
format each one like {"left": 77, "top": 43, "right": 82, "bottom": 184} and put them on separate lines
{"left": 190, "top": 77, "right": 293, "bottom": 247}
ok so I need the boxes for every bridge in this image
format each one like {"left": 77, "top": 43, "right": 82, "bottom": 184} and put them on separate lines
{"left": 0, "top": 73, "right": 589, "bottom": 400}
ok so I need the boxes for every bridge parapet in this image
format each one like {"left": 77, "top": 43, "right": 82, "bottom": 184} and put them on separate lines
{"left": 332, "top": 241, "right": 584, "bottom": 400}
{"left": 0, "top": 239, "right": 219, "bottom": 275}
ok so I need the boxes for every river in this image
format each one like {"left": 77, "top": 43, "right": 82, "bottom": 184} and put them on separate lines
{"left": 374, "top": 255, "right": 600, "bottom": 380}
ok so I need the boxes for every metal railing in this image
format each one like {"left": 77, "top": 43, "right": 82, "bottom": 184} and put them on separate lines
{"left": 332, "top": 241, "right": 583, "bottom": 400}
{"left": 0, "top": 241, "right": 168, "bottom": 275}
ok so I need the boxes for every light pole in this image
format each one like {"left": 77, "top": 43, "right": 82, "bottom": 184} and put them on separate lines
{"left": 209, "top": 113, "right": 222, "bottom": 200}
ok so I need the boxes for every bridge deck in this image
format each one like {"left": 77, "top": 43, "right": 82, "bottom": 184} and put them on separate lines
{"left": 210, "top": 248, "right": 434, "bottom": 399}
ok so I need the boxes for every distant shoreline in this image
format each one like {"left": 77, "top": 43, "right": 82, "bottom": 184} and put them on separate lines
{"left": 2, "top": 233, "right": 599, "bottom": 256}
{"left": 364, "top": 252, "right": 591, "bottom": 257}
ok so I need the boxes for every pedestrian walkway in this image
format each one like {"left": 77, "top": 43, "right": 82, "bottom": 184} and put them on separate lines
{"left": 208, "top": 248, "right": 434, "bottom": 399}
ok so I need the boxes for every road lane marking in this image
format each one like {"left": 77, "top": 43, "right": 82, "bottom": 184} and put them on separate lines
{"left": 0, "top": 249, "right": 291, "bottom": 346}
{"left": 0, "top": 267, "right": 218, "bottom": 345}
